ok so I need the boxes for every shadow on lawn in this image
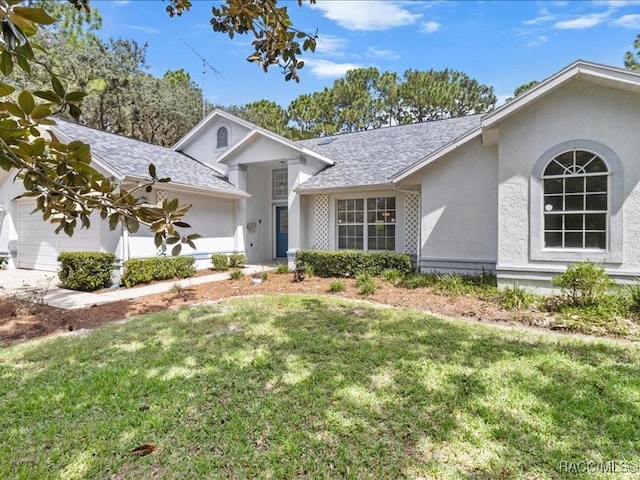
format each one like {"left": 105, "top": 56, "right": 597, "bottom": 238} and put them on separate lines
{"left": 2, "top": 294, "right": 639, "bottom": 479}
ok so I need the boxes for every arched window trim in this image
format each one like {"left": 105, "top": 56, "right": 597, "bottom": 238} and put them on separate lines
{"left": 216, "top": 125, "right": 229, "bottom": 149}
{"left": 529, "top": 139, "right": 623, "bottom": 263}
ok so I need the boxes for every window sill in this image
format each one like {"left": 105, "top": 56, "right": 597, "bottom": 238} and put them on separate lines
{"left": 531, "top": 248, "right": 622, "bottom": 264}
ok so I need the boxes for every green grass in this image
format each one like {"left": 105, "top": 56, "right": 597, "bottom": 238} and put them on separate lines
{"left": 1, "top": 295, "right": 640, "bottom": 479}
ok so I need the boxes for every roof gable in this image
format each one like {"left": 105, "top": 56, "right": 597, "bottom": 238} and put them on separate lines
{"left": 482, "top": 60, "right": 640, "bottom": 134}
{"left": 172, "top": 108, "right": 256, "bottom": 151}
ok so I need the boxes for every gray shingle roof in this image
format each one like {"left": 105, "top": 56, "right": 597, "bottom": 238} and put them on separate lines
{"left": 296, "top": 115, "right": 482, "bottom": 191}
{"left": 52, "top": 119, "right": 246, "bottom": 197}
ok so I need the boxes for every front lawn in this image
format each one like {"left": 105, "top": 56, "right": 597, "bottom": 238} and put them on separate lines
{"left": 1, "top": 295, "right": 639, "bottom": 479}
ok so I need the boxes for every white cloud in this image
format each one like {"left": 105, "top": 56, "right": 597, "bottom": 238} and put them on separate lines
{"left": 526, "top": 35, "right": 547, "bottom": 47}
{"left": 305, "top": 59, "right": 365, "bottom": 78}
{"left": 554, "top": 12, "right": 610, "bottom": 30}
{"left": 367, "top": 47, "right": 400, "bottom": 60}
{"left": 612, "top": 14, "right": 640, "bottom": 28}
{"left": 595, "top": 0, "right": 640, "bottom": 8}
{"left": 311, "top": 1, "right": 421, "bottom": 31}
{"left": 114, "top": 1, "right": 130, "bottom": 4}
{"left": 314, "top": 35, "right": 349, "bottom": 57}
{"left": 420, "top": 21, "right": 441, "bottom": 33}
{"left": 522, "top": 15, "right": 555, "bottom": 25}
{"left": 126, "top": 25, "right": 161, "bottom": 34}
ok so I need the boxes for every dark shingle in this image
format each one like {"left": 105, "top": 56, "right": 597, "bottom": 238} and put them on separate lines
{"left": 52, "top": 119, "right": 245, "bottom": 196}
{"left": 296, "top": 115, "right": 481, "bottom": 191}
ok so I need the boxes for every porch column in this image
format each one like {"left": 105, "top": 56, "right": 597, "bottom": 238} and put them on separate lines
{"left": 286, "top": 157, "right": 310, "bottom": 268}
{"left": 228, "top": 165, "right": 247, "bottom": 254}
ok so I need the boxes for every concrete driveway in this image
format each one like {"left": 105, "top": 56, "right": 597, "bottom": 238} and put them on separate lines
{"left": 0, "top": 269, "right": 58, "bottom": 296}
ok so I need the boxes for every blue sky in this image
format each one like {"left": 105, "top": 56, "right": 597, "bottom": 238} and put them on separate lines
{"left": 94, "top": 0, "right": 640, "bottom": 108}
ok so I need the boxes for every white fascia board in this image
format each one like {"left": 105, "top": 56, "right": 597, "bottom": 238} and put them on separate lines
{"left": 51, "top": 124, "right": 126, "bottom": 182}
{"left": 295, "top": 183, "right": 393, "bottom": 195}
{"left": 125, "top": 175, "right": 251, "bottom": 199}
{"left": 392, "top": 127, "right": 482, "bottom": 183}
{"left": 218, "top": 128, "right": 334, "bottom": 166}
{"left": 481, "top": 60, "right": 640, "bottom": 130}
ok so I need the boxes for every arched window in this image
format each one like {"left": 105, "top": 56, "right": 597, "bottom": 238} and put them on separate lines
{"left": 542, "top": 150, "right": 608, "bottom": 249}
{"left": 216, "top": 127, "right": 228, "bottom": 148}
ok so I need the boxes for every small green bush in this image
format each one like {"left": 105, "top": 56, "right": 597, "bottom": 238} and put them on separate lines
{"left": 296, "top": 250, "right": 412, "bottom": 278}
{"left": 211, "top": 253, "right": 229, "bottom": 271}
{"left": 229, "top": 253, "right": 248, "bottom": 268}
{"left": 229, "top": 269, "right": 244, "bottom": 280}
{"left": 275, "top": 264, "right": 290, "bottom": 274}
{"left": 303, "top": 262, "right": 314, "bottom": 278}
{"left": 328, "top": 280, "right": 345, "bottom": 292}
{"left": 552, "top": 261, "right": 612, "bottom": 306}
{"left": 626, "top": 283, "right": 640, "bottom": 315}
{"left": 498, "top": 284, "right": 537, "bottom": 311}
{"left": 400, "top": 273, "right": 436, "bottom": 289}
{"left": 355, "top": 273, "right": 377, "bottom": 295}
{"left": 122, "top": 256, "right": 196, "bottom": 288}
{"left": 380, "top": 268, "right": 404, "bottom": 286}
{"left": 58, "top": 251, "right": 116, "bottom": 292}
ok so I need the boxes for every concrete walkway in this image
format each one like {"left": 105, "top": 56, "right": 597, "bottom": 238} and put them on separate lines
{"left": 0, "top": 265, "right": 273, "bottom": 310}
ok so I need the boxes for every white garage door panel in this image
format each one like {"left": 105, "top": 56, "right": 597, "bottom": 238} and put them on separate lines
{"left": 18, "top": 203, "right": 101, "bottom": 271}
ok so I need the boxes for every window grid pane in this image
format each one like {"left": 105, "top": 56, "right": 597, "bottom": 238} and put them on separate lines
{"left": 337, "top": 197, "right": 395, "bottom": 251}
{"left": 272, "top": 170, "right": 288, "bottom": 198}
{"left": 542, "top": 150, "right": 608, "bottom": 250}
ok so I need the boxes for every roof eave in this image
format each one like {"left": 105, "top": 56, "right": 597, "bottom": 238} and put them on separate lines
{"left": 124, "top": 175, "right": 250, "bottom": 199}
{"left": 295, "top": 182, "right": 393, "bottom": 195}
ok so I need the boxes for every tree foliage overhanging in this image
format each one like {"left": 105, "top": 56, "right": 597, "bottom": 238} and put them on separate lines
{"left": 0, "top": 0, "right": 316, "bottom": 250}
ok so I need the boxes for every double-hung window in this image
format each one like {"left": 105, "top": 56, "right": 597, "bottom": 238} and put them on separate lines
{"left": 337, "top": 197, "right": 396, "bottom": 251}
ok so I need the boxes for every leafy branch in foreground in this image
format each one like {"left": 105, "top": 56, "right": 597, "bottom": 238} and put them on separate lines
{"left": 0, "top": 1, "right": 197, "bottom": 254}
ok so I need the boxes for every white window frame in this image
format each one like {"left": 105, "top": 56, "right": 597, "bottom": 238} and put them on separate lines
{"left": 216, "top": 125, "right": 229, "bottom": 149}
{"left": 336, "top": 196, "right": 396, "bottom": 251}
{"left": 530, "top": 140, "right": 623, "bottom": 263}
{"left": 272, "top": 168, "right": 288, "bottom": 199}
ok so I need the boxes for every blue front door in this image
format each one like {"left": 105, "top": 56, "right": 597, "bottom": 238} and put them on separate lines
{"left": 275, "top": 206, "right": 288, "bottom": 258}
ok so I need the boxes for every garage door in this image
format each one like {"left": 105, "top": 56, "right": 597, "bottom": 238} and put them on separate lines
{"left": 17, "top": 202, "right": 101, "bottom": 271}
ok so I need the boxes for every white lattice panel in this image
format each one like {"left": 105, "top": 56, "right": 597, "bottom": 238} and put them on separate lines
{"left": 156, "top": 189, "right": 168, "bottom": 207}
{"left": 314, "top": 194, "right": 329, "bottom": 249}
{"left": 404, "top": 191, "right": 420, "bottom": 255}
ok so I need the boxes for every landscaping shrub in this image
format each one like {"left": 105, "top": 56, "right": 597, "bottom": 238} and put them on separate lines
{"left": 211, "top": 253, "right": 229, "bottom": 271}
{"left": 626, "top": 283, "right": 640, "bottom": 315}
{"left": 498, "top": 284, "right": 537, "bottom": 311}
{"left": 229, "top": 269, "right": 244, "bottom": 280}
{"left": 380, "top": 268, "right": 404, "bottom": 286}
{"left": 229, "top": 253, "right": 248, "bottom": 268}
{"left": 355, "top": 273, "right": 377, "bottom": 295}
{"left": 296, "top": 250, "right": 412, "bottom": 278}
{"left": 275, "top": 264, "right": 290, "bottom": 274}
{"left": 552, "top": 261, "right": 612, "bottom": 306}
{"left": 400, "top": 273, "right": 436, "bottom": 289}
{"left": 58, "top": 251, "right": 115, "bottom": 292}
{"left": 328, "top": 280, "right": 345, "bottom": 292}
{"left": 121, "top": 256, "right": 196, "bottom": 288}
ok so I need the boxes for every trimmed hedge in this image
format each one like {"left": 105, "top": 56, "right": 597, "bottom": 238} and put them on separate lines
{"left": 295, "top": 250, "right": 412, "bottom": 278}
{"left": 211, "top": 253, "right": 229, "bottom": 271}
{"left": 122, "top": 256, "right": 196, "bottom": 288}
{"left": 58, "top": 251, "right": 116, "bottom": 292}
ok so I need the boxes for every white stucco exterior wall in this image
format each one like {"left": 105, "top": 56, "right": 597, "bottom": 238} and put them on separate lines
{"left": 178, "top": 119, "right": 251, "bottom": 174}
{"left": 245, "top": 164, "right": 274, "bottom": 263}
{"left": 495, "top": 78, "right": 640, "bottom": 283}
{"left": 419, "top": 137, "right": 498, "bottom": 273}
{"left": 123, "top": 187, "right": 237, "bottom": 269}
